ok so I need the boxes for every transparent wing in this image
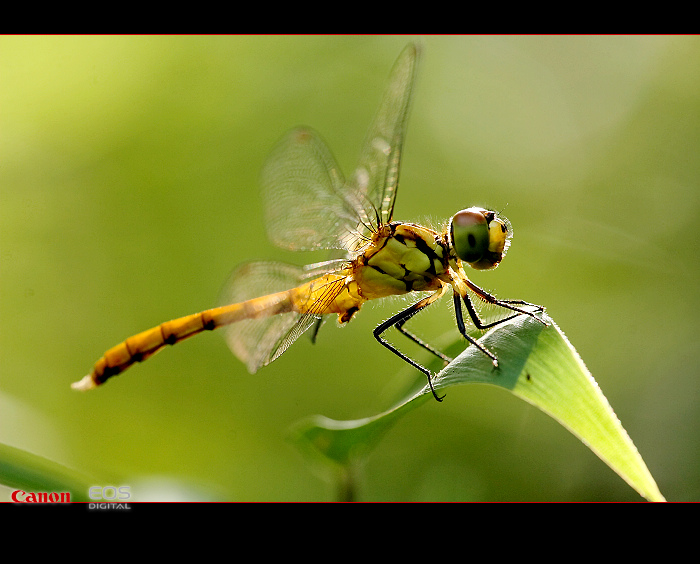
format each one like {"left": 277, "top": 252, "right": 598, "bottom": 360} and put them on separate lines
{"left": 262, "top": 128, "right": 367, "bottom": 253}
{"left": 261, "top": 43, "right": 420, "bottom": 255}
{"left": 268, "top": 274, "right": 347, "bottom": 365}
{"left": 346, "top": 42, "right": 419, "bottom": 232}
{"left": 217, "top": 261, "right": 345, "bottom": 373}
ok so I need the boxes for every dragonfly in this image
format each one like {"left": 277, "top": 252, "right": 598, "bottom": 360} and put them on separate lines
{"left": 73, "top": 43, "right": 545, "bottom": 401}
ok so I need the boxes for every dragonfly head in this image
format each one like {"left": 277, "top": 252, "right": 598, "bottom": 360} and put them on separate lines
{"left": 449, "top": 207, "right": 512, "bottom": 270}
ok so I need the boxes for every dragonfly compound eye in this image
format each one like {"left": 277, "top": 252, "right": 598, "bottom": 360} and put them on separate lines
{"left": 450, "top": 207, "right": 510, "bottom": 270}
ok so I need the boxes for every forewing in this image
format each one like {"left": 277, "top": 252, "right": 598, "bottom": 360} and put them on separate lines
{"left": 346, "top": 43, "right": 419, "bottom": 231}
{"left": 261, "top": 44, "right": 420, "bottom": 255}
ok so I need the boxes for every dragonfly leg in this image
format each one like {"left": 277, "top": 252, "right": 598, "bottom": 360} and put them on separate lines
{"left": 494, "top": 298, "right": 546, "bottom": 314}
{"left": 373, "top": 294, "right": 446, "bottom": 402}
{"left": 453, "top": 292, "right": 500, "bottom": 367}
{"left": 453, "top": 283, "right": 547, "bottom": 369}
{"left": 459, "top": 291, "right": 520, "bottom": 331}
{"left": 309, "top": 317, "right": 324, "bottom": 344}
{"left": 462, "top": 279, "right": 547, "bottom": 326}
{"left": 396, "top": 317, "right": 453, "bottom": 364}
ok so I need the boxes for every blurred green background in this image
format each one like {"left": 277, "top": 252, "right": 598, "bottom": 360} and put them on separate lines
{"left": 1, "top": 35, "right": 698, "bottom": 501}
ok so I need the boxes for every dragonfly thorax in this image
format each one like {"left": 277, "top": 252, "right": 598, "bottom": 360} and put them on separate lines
{"left": 353, "top": 222, "right": 449, "bottom": 300}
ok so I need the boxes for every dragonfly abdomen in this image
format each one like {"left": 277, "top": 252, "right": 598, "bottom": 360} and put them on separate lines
{"left": 74, "top": 290, "right": 294, "bottom": 390}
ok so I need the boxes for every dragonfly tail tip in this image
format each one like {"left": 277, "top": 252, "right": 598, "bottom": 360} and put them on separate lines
{"left": 71, "top": 374, "right": 97, "bottom": 391}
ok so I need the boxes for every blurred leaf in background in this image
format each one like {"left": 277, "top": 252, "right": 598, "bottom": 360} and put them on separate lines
{"left": 1, "top": 36, "right": 698, "bottom": 501}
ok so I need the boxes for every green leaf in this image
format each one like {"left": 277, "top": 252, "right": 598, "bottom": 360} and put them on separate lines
{"left": 0, "top": 443, "right": 95, "bottom": 502}
{"left": 289, "top": 313, "right": 665, "bottom": 502}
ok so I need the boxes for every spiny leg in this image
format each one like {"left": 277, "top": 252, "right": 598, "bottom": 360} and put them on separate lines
{"left": 459, "top": 291, "right": 521, "bottom": 331}
{"left": 453, "top": 280, "right": 547, "bottom": 369}
{"left": 463, "top": 278, "right": 547, "bottom": 325}
{"left": 309, "top": 317, "right": 324, "bottom": 344}
{"left": 395, "top": 312, "right": 453, "bottom": 365}
{"left": 374, "top": 293, "right": 446, "bottom": 402}
{"left": 452, "top": 292, "right": 500, "bottom": 367}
